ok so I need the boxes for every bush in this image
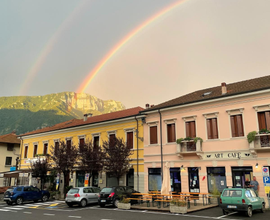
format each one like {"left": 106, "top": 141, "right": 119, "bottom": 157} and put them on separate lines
{"left": 247, "top": 131, "right": 257, "bottom": 143}
{"left": 170, "top": 199, "right": 187, "bottom": 207}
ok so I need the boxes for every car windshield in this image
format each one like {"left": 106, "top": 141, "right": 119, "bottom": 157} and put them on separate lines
{"left": 222, "top": 190, "right": 242, "bottom": 197}
{"left": 6, "top": 188, "right": 14, "bottom": 192}
{"left": 68, "top": 188, "right": 79, "bottom": 194}
{"left": 101, "top": 188, "right": 112, "bottom": 193}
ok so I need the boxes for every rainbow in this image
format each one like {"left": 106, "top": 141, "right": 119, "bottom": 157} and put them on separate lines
{"left": 77, "top": 0, "right": 187, "bottom": 93}
{"left": 19, "top": 0, "right": 90, "bottom": 96}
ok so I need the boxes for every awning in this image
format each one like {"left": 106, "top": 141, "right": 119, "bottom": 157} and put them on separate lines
{"left": 1, "top": 170, "right": 29, "bottom": 178}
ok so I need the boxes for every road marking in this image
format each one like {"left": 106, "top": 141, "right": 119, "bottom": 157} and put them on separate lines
{"left": 4, "top": 207, "right": 23, "bottom": 210}
{"left": 216, "top": 212, "right": 237, "bottom": 219}
{"left": 0, "top": 205, "right": 5, "bottom": 207}
{"left": 0, "top": 209, "right": 10, "bottom": 211}
{"left": 23, "top": 212, "right": 32, "bottom": 214}
{"left": 49, "top": 203, "right": 59, "bottom": 207}
{"left": 44, "top": 213, "right": 55, "bottom": 216}
{"left": 28, "top": 206, "right": 39, "bottom": 208}
{"left": 68, "top": 216, "right": 81, "bottom": 219}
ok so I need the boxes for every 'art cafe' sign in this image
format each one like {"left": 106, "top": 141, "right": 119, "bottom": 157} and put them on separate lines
{"left": 202, "top": 151, "right": 252, "bottom": 160}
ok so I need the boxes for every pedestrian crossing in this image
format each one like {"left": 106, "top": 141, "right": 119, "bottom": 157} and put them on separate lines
{"left": 0, "top": 200, "right": 66, "bottom": 212}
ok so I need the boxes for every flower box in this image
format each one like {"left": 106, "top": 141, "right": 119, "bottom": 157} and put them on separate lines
{"left": 170, "top": 204, "right": 187, "bottom": 214}
{"left": 118, "top": 202, "right": 131, "bottom": 210}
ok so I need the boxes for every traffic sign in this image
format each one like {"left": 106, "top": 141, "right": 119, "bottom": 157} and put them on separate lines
{"left": 263, "top": 176, "right": 270, "bottom": 184}
{"left": 262, "top": 167, "right": 269, "bottom": 176}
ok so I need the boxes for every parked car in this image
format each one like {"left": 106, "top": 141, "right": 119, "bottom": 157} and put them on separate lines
{"left": 4, "top": 185, "right": 50, "bottom": 205}
{"left": 98, "top": 186, "right": 140, "bottom": 208}
{"left": 65, "top": 187, "right": 101, "bottom": 207}
{"left": 219, "top": 187, "right": 265, "bottom": 217}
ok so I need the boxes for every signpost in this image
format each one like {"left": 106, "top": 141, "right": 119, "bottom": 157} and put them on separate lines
{"left": 85, "top": 173, "right": 90, "bottom": 187}
{"left": 262, "top": 167, "right": 269, "bottom": 177}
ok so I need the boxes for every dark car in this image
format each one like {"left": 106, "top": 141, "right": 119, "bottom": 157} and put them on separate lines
{"left": 98, "top": 186, "right": 140, "bottom": 208}
{"left": 4, "top": 186, "right": 50, "bottom": 205}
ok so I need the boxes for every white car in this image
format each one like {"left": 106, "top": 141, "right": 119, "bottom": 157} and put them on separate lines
{"left": 65, "top": 187, "right": 100, "bottom": 207}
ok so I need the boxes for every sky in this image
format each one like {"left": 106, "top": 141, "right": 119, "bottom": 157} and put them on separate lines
{"left": 1, "top": 0, "right": 270, "bottom": 108}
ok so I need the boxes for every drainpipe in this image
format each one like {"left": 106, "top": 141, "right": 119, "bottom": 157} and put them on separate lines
{"left": 158, "top": 109, "right": 163, "bottom": 181}
{"left": 19, "top": 137, "right": 23, "bottom": 170}
{"left": 135, "top": 116, "right": 139, "bottom": 191}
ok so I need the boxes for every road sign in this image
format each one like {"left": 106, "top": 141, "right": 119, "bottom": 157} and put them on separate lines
{"left": 263, "top": 176, "right": 270, "bottom": 184}
{"left": 262, "top": 167, "right": 269, "bottom": 176}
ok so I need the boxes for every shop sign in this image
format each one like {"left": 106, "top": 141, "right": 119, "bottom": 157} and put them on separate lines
{"left": 85, "top": 173, "right": 90, "bottom": 187}
{"left": 203, "top": 151, "right": 252, "bottom": 160}
{"left": 262, "top": 167, "right": 269, "bottom": 177}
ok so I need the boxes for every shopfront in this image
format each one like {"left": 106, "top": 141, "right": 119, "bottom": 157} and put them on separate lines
{"left": 231, "top": 166, "right": 253, "bottom": 188}
{"left": 207, "top": 167, "right": 226, "bottom": 192}
{"left": 188, "top": 167, "right": 200, "bottom": 193}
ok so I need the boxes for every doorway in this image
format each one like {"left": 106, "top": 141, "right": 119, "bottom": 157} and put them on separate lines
{"left": 188, "top": 167, "right": 200, "bottom": 193}
{"left": 231, "top": 166, "right": 253, "bottom": 188}
{"left": 170, "top": 168, "right": 181, "bottom": 193}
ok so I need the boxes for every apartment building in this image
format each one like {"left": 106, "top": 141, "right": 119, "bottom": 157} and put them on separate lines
{"left": 19, "top": 107, "right": 145, "bottom": 192}
{"left": 141, "top": 75, "right": 270, "bottom": 207}
{"left": 0, "top": 132, "right": 20, "bottom": 186}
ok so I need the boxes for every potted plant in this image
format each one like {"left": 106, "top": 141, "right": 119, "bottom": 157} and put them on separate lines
{"left": 247, "top": 131, "right": 257, "bottom": 143}
{"left": 170, "top": 199, "right": 187, "bottom": 214}
{"left": 117, "top": 197, "right": 131, "bottom": 210}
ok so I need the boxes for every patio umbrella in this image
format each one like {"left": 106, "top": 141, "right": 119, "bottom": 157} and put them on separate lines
{"left": 161, "top": 162, "right": 171, "bottom": 195}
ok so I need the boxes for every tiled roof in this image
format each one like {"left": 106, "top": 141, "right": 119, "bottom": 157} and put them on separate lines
{"left": 143, "top": 75, "right": 270, "bottom": 112}
{"left": 0, "top": 133, "right": 20, "bottom": 144}
{"left": 20, "top": 107, "right": 144, "bottom": 137}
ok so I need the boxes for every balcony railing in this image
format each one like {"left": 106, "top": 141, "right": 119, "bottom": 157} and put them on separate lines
{"left": 176, "top": 140, "right": 202, "bottom": 159}
{"left": 249, "top": 133, "right": 270, "bottom": 155}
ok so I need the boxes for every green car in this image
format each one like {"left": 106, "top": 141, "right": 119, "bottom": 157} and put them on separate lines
{"left": 219, "top": 188, "right": 265, "bottom": 217}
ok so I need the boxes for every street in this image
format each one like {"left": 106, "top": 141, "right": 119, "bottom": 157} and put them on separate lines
{"left": 0, "top": 201, "right": 269, "bottom": 220}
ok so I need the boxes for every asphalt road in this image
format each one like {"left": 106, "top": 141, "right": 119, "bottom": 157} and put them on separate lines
{"left": 0, "top": 201, "right": 269, "bottom": 220}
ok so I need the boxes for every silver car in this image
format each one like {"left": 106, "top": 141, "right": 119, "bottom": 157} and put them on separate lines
{"left": 65, "top": 187, "right": 100, "bottom": 207}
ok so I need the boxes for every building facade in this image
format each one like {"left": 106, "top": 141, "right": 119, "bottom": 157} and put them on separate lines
{"left": 19, "top": 107, "right": 145, "bottom": 192}
{"left": 142, "top": 76, "right": 270, "bottom": 207}
{"left": 0, "top": 132, "right": 21, "bottom": 186}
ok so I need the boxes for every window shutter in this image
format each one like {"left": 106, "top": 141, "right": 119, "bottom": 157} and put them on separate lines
{"left": 258, "top": 112, "right": 266, "bottom": 130}
{"left": 150, "top": 126, "right": 157, "bottom": 144}
{"left": 230, "top": 116, "right": 236, "bottom": 137}
{"left": 207, "top": 119, "right": 212, "bottom": 139}
{"left": 171, "top": 123, "right": 176, "bottom": 142}
{"left": 186, "top": 122, "right": 190, "bottom": 138}
{"left": 54, "top": 142, "right": 59, "bottom": 154}
{"left": 212, "top": 118, "right": 219, "bottom": 139}
{"left": 109, "top": 134, "right": 116, "bottom": 148}
{"left": 265, "top": 112, "right": 270, "bottom": 130}
{"left": 127, "top": 132, "right": 133, "bottom": 149}
{"left": 167, "top": 124, "right": 172, "bottom": 142}
{"left": 43, "top": 143, "right": 48, "bottom": 155}
{"left": 24, "top": 146, "right": 28, "bottom": 158}
{"left": 190, "top": 121, "right": 196, "bottom": 138}
{"left": 236, "top": 115, "right": 244, "bottom": 136}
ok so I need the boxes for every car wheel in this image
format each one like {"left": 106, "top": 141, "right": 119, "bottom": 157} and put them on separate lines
{"left": 16, "top": 197, "right": 23, "bottom": 205}
{"left": 261, "top": 203, "right": 265, "bottom": 213}
{"left": 67, "top": 203, "right": 73, "bottom": 207}
{"left": 114, "top": 199, "right": 120, "bottom": 208}
{"left": 6, "top": 201, "right": 12, "bottom": 205}
{"left": 79, "top": 199, "right": 87, "bottom": 207}
{"left": 246, "top": 206, "right": 252, "bottom": 217}
{"left": 100, "top": 204, "right": 105, "bottom": 208}
{"left": 42, "top": 195, "right": 49, "bottom": 202}
{"left": 222, "top": 209, "right": 228, "bottom": 215}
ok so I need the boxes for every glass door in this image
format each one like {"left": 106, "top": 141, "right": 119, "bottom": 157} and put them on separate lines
{"left": 188, "top": 167, "right": 200, "bottom": 193}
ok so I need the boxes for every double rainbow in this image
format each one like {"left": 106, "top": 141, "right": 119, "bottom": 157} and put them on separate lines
{"left": 77, "top": 0, "right": 187, "bottom": 93}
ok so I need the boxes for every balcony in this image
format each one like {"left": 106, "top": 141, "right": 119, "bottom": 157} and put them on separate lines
{"left": 176, "top": 140, "right": 202, "bottom": 159}
{"left": 249, "top": 133, "right": 270, "bottom": 156}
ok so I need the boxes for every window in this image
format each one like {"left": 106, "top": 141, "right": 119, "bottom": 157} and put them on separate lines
{"left": 148, "top": 168, "right": 162, "bottom": 191}
{"left": 67, "top": 139, "right": 71, "bottom": 153}
{"left": 230, "top": 115, "right": 244, "bottom": 137}
{"left": 5, "top": 157, "right": 12, "bottom": 166}
{"left": 167, "top": 123, "right": 176, "bottom": 143}
{"left": 93, "top": 136, "right": 99, "bottom": 149}
{"left": 207, "top": 118, "right": 219, "bottom": 139}
{"left": 258, "top": 111, "right": 270, "bottom": 130}
{"left": 33, "top": 144, "right": 38, "bottom": 157}
{"left": 186, "top": 121, "right": 196, "bottom": 138}
{"left": 150, "top": 126, "right": 158, "bottom": 144}
{"left": 109, "top": 134, "right": 116, "bottom": 148}
{"left": 24, "top": 146, "right": 28, "bottom": 158}
{"left": 54, "top": 141, "right": 59, "bottom": 154}
{"left": 126, "top": 131, "right": 133, "bottom": 149}
{"left": 7, "top": 143, "right": 14, "bottom": 151}
{"left": 79, "top": 138, "right": 85, "bottom": 151}
{"left": 43, "top": 143, "right": 48, "bottom": 155}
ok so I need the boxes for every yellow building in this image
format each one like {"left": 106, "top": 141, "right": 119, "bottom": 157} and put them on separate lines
{"left": 19, "top": 107, "right": 145, "bottom": 192}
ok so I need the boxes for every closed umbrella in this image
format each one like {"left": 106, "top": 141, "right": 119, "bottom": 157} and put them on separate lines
{"left": 161, "top": 162, "right": 171, "bottom": 195}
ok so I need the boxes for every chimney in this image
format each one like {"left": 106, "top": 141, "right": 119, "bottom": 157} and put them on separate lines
{"left": 83, "top": 114, "right": 88, "bottom": 122}
{"left": 145, "top": 104, "right": 149, "bottom": 109}
{"left": 87, "top": 113, "right": 92, "bottom": 118}
{"left": 151, "top": 104, "right": 155, "bottom": 108}
{"left": 221, "top": 82, "right": 227, "bottom": 95}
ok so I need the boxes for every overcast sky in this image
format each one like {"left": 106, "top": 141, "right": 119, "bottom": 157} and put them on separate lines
{"left": 1, "top": 0, "right": 270, "bottom": 108}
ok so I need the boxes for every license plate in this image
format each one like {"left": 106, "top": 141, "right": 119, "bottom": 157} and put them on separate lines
{"left": 101, "top": 200, "right": 106, "bottom": 202}
{"left": 227, "top": 205, "right": 237, "bottom": 208}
